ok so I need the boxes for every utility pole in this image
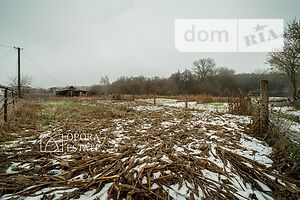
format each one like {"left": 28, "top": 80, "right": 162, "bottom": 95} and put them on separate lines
{"left": 14, "top": 47, "right": 23, "bottom": 98}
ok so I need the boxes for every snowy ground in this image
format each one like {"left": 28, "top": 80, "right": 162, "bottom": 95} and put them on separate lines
{"left": 139, "top": 98, "right": 228, "bottom": 112}
{"left": 272, "top": 106, "right": 300, "bottom": 118}
{"left": 0, "top": 100, "right": 299, "bottom": 200}
{"left": 271, "top": 106, "right": 300, "bottom": 143}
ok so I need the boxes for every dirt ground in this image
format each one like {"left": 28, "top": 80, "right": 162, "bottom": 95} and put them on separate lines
{"left": 0, "top": 98, "right": 299, "bottom": 200}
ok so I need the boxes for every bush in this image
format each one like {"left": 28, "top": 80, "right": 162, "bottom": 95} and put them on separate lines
{"left": 0, "top": 101, "right": 40, "bottom": 141}
{"left": 246, "top": 114, "right": 300, "bottom": 182}
{"left": 291, "top": 100, "right": 300, "bottom": 110}
{"left": 227, "top": 91, "right": 251, "bottom": 115}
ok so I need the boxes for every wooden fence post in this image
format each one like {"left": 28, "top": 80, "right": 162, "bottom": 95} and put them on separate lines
{"left": 11, "top": 91, "right": 15, "bottom": 106}
{"left": 246, "top": 97, "right": 252, "bottom": 115}
{"left": 185, "top": 95, "right": 188, "bottom": 108}
{"left": 4, "top": 89, "right": 8, "bottom": 122}
{"left": 154, "top": 93, "right": 156, "bottom": 105}
{"left": 260, "top": 80, "right": 269, "bottom": 134}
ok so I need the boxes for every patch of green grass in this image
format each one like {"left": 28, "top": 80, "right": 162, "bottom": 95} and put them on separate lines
{"left": 111, "top": 107, "right": 125, "bottom": 114}
{"left": 36, "top": 99, "right": 136, "bottom": 129}
{"left": 207, "top": 102, "right": 225, "bottom": 106}
{"left": 204, "top": 102, "right": 226, "bottom": 108}
{"left": 37, "top": 100, "right": 97, "bottom": 127}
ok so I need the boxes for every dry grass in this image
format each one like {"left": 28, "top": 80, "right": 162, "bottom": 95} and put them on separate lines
{"left": 0, "top": 101, "right": 40, "bottom": 141}
{"left": 227, "top": 93, "right": 251, "bottom": 116}
{"left": 246, "top": 115, "right": 300, "bottom": 182}
{"left": 1, "top": 98, "right": 299, "bottom": 199}
{"left": 291, "top": 100, "right": 300, "bottom": 110}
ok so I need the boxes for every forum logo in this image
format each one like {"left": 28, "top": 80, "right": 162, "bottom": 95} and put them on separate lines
{"left": 175, "top": 19, "right": 284, "bottom": 52}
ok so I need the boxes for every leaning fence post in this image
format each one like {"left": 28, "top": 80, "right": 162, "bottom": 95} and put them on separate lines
{"left": 260, "top": 80, "right": 269, "bottom": 134}
{"left": 4, "top": 89, "right": 8, "bottom": 122}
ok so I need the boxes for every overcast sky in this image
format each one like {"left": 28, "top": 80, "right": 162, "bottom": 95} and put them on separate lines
{"left": 0, "top": 0, "right": 299, "bottom": 88}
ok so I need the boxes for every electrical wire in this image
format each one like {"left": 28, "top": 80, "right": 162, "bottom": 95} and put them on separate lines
{"left": 0, "top": 50, "right": 16, "bottom": 65}
{"left": 14, "top": 62, "right": 18, "bottom": 77}
{"left": 23, "top": 52, "right": 64, "bottom": 86}
{"left": 0, "top": 48, "right": 15, "bottom": 61}
{"left": 0, "top": 44, "right": 14, "bottom": 49}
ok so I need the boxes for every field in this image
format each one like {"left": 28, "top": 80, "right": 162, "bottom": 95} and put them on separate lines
{"left": 0, "top": 97, "right": 300, "bottom": 200}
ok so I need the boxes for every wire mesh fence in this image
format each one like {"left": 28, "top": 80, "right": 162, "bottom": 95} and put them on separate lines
{"left": 0, "top": 84, "right": 17, "bottom": 122}
{"left": 0, "top": 94, "right": 4, "bottom": 110}
{"left": 0, "top": 89, "right": 5, "bottom": 112}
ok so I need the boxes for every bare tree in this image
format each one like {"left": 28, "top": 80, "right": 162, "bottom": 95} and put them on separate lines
{"left": 193, "top": 58, "right": 216, "bottom": 81}
{"left": 99, "top": 76, "right": 110, "bottom": 86}
{"left": 180, "top": 69, "right": 194, "bottom": 94}
{"left": 99, "top": 76, "right": 110, "bottom": 95}
{"left": 215, "top": 67, "right": 238, "bottom": 95}
{"left": 267, "top": 18, "right": 300, "bottom": 98}
{"left": 8, "top": 74, "right": 33, "bottom": 96}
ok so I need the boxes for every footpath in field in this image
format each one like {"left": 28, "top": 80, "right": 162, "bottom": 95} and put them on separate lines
{"left": 0, "top": 99, "right": 299, "bottom": 200}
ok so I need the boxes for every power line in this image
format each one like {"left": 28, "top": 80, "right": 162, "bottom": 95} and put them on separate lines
{"left": 0, "top": 48, "right": 15, "bottom": 61}
{"left": 0, "top": 44, "right": 14, "bottom": 49}
{"left": 0, "top": 50, "right": 16, "bottom": 65}
{"left": 23, "top": 52, "right": 64, "bottom": 86}
{"left": 14, "top": 61, "right": 18, "bottom": 76}
{"left": 0, "top": 45, "right": 21, "bottom": 97}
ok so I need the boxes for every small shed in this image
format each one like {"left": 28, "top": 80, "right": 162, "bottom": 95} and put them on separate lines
{"left": 56, "top": 86, "right": 87, "bottom": 97}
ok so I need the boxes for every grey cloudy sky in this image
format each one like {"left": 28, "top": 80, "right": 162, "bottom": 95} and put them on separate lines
{"left": 0, "top": 0, "right": 299, "bottom": 88}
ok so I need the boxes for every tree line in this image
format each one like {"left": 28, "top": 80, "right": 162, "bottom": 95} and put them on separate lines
{"left": 89, "top": 68, "right": 292, "bottom": 97}
{"left": 90, "top": 18, "right": 299, "bottom": 98}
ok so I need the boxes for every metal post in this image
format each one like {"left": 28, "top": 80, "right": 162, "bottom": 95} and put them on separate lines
{"left": 260, "top": 80, "right": 269, "bottom": 134}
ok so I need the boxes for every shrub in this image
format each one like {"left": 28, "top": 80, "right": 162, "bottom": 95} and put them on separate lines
{"left": 246, "top": 113, "right": 300, "bottom": 182}
{"left": 227, "top": 91, "right": 251, "bottom": 115}
{"left": 0, "top": 101, "right": 40, "bottom": 141}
